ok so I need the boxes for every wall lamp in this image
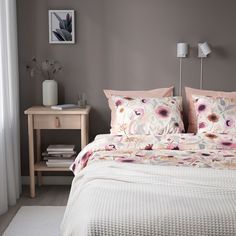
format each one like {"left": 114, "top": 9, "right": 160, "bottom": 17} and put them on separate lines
{"left": 177, "top": 42, "right": 188, "bottom": 95}
{"left": 198, "top": 42, "right": 212, "bottom": 89}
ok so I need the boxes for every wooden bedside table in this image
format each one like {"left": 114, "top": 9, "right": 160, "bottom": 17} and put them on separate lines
{"left": 24, "top": 106, "right": 91, "bottom": 198}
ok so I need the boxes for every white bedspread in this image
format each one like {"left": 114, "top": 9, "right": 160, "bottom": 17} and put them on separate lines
{"left": 61, "top": 161, "right": 236, "bottom": 235}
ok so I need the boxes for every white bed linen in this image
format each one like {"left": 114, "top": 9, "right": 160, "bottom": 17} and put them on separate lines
{"left": 61, "top": 161, "right": 236, "bottom": 236}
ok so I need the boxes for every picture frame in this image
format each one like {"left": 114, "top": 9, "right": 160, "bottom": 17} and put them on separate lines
{"left": 48, "top": 10, "right": 75, "bottom": 44}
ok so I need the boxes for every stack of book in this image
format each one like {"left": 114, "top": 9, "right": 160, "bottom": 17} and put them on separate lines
{"left": 43, "top": 145, "right": 76, "bottom": 168}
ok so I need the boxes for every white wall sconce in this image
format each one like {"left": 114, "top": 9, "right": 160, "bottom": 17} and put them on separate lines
{"left": 198, "top": 42, "right": 212, "bottom": 89}
{"left": 177, "top": 42, "right": 188, "bottom": 95}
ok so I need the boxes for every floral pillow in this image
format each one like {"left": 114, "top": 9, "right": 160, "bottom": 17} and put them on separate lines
{"left": 111, "top": 96, "right": 184, "bottom": 135}
{"left": 193, "top": 95, "right": 236, "bottom": 134}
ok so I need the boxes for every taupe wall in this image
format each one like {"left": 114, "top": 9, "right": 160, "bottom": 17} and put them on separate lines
{"left": 18, "top": 0, "right": 236, "bottom": 175}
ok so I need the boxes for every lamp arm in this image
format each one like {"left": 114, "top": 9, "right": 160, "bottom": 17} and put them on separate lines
{"left": 200, "top": 57, "right": 203, "bottom": 89}
{"left": 179, "top": 58, "right": 182, "bottom": 95}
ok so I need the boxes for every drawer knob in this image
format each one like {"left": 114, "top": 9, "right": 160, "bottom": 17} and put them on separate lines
{"left": 55, "top": 117, "right": 60, "bottom": 128}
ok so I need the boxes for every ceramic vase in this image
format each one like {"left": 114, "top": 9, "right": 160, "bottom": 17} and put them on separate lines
{"left": 42, "top": 80, "right": 58, "bottom": 106}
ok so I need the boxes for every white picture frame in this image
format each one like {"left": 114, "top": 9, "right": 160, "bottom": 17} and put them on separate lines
{"left": 48, "top": 10, "right": 75, "bottom": 44}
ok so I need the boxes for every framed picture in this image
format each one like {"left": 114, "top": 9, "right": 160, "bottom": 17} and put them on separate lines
{"left": 48, "top": 10, "right": 75, "bottom": 44}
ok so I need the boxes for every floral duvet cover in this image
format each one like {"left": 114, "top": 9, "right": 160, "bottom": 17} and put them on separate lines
{"left": 71, "top": 133, "right": 236, "bottom": 175}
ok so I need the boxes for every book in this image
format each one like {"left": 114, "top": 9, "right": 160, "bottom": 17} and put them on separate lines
{"left": 43, "top": 144, "right": 77, "bottom": 165}
{"left": 42, "top": 152, "right": 76, "bottom": 158}
{"left": 42, "top": 154, "right": 76, "bottom": 161}
{"left": 47, "top": 151, "right": 76, "bottom": 155}
{"left": 47, "top": 159, "right": 74, "bottom": 163}
{"left": 47, "top": 144, "right": 75, "bottom": 152}
{"left": 51, "top": 104, "right": 80, "bottom": 110}
{"left": 43, "top": 156, "right": 76, "bottom": 161}
{"left": 46, "top": 162, "right": 73, "bottom": 168}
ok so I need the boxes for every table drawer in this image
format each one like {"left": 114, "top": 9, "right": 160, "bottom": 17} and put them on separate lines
{"left": 33, "top": 114, "right": 81, "bottom": 129}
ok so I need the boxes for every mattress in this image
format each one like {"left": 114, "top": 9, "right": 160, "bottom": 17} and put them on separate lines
{"left": 60, "top": 133, "right": 236, "bottom": 236}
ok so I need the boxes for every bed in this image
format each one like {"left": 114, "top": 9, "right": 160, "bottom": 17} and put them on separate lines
{"left": 60, "top": 89, "right": 236, "bottom": 235}
{"left": 60, "top": 133, "right": 236, "bottom": 235}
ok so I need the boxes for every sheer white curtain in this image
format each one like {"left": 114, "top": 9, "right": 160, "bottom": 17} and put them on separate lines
{"left": 0, "top": 0, "right": 21, "bottom": 215}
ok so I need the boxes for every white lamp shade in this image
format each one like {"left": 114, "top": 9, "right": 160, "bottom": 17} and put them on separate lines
{"left": 198, "top": 42, "right": 212, "bottom": 57}
{"left": 177, "top": 43, "right": 188, "bottom": 58}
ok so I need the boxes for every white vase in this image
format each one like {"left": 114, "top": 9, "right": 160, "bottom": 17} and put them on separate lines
{"left": 42, "top": 80, "right": 58, "bottom": 106}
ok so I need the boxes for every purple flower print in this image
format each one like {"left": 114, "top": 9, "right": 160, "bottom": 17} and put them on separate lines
{"left": 221, "top": 141, "right": 233, "bottom": 147}
{"left": 198, "top": 104, "right": 207, "bottom": 112}
{"left": 155, "top": 106, "right": 170, "bottom": 118}
{"left": 199, "top": 122, "right": 206, "bottom": 129}
{"left": 219, "top": 141, "right": 236, "bottom": 149}
{"left": 115, "top": 99, "right": 123, "bottom": 107}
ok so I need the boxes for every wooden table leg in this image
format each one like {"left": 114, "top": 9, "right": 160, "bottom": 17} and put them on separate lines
{"left": 81, "top": 114, "right": 87, "bottom": 149}
{"left": 28, "top": 115, "right": 35, "bottom": 198}
{"left": 36, "top": 129, "right": 42, "bottom": 186}
{"left": 86, "top": 114, "right": 89, "bottom": 144}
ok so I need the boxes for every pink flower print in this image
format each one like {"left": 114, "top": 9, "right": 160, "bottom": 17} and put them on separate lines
{"left": 80, "top": 150, "right": 93, "bottom": 168}
{"left": 167, "top": 143, "right": 175, "bottom": 150}
{"left": 155, "top": 106, "right": 170, "bottom": 118}
{"left": 199, "top": 122, "right": 206, "bottom": 129}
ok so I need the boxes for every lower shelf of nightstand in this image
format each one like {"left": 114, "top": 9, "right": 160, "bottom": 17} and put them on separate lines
{"left": 34, "top": 162, "right": 71, "bottom": 172}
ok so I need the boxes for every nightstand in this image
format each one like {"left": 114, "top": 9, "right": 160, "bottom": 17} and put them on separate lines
{"left": 24, "top": 106, "right": 91, "bottom": 198}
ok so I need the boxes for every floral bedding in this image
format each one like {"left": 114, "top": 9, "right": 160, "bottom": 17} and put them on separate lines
{"left": 62, "top": 133, "right": 236, "bottom": 235}
{"left": 71, "top": 133, "right": 236, "bottom": 175}
{"left": 193, "top": 95, "right": 236, "bottom": 134}
{"left": 110, "top": 96, "right": 184, "bottom": 135}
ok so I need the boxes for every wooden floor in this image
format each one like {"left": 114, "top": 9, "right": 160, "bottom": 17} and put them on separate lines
{"left": 0, "top": 185, "right": 70, "bottom": 235}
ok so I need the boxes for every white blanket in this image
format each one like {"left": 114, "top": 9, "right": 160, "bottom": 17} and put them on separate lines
{"left": 61, "top": 161, "right": 236, "bottom": 236}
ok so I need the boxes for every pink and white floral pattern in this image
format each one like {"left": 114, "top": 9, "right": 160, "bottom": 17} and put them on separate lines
{"left": 71, "top": 133, "right": 236, "bottom": 175}
{"left": 110, "top": 96, "right": 184, "bottom": 135}
{"left": 193, "top": 95, "right": 236, "bottom": 134}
